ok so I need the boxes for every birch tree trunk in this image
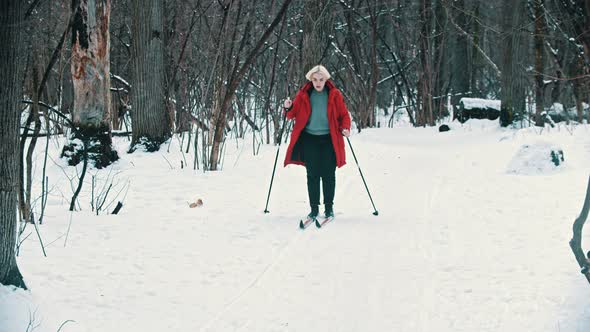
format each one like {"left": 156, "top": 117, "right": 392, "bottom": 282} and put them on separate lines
{"left": 130, "top": 0, "right": 170, "bottom": 151}
{"left": 0, "top": 0, "right": 27, "bottom": 289}
{"left": 66, "top": 0, "right": 118, "bottom": 168}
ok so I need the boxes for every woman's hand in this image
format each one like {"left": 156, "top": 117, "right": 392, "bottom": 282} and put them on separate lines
{"left": 341, "top": 129, "right": 350, "bottom": 137}
{"left": 283, "top": 97, "right": 292, "bottom": 109}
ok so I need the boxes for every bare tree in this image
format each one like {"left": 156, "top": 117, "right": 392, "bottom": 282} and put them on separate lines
{"left": 533, "top": 0, "right": 547, "bottom": 126}
{"left": 570, "top": 176, "right": 590, "bottom": 285}
{"left": 469, "top": 2, "right": 483, "bottom": 98}
{"left": 555, "top": 0, "right": 590, "bottom": 62}
{"left": 417, "top": 0, "right": 434, "bottom": 126}
{"left": 544, "top": 0, "right": 590, "bottom": 123}
{"left": 499, "top": 0, "right": 526, "bottom": 127}
{"left": 130, "top": 0, "right": 170, "bottom": 151}
{"left": 64, "top": 0, "right": 119, "bottom": 168}
{"left": 558, "top": 0, "right": 590, "bottom": 122}
{"left": 0, "top": 0, "right": 27, "bottom": 289}
{"left": 334, "top": 0, "right": 380, "bottom": 130}
{"left": 110, "top": 0, "right": 133, "bottom": 132}
{"left": 208, "top": 0, "right": 294, "bottom": 170}
{"left": 302, "top": 0, "right": 333, "bottom": 71}
{"left": 432, "top": 0, "right": 448, "bottom": 120}
{"left": 449, "top": 0, "right": 470, "bottom": 114}
{"left": 19, "top": 0, "right": 590, "bottom": 171}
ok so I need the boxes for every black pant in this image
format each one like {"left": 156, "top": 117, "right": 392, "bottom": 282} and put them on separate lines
{"left": 302, "top": 132, "right": 336, "bottom": 209}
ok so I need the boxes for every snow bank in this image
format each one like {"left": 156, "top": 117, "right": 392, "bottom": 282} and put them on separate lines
{"left": 506, "top": 142, "right": 565, "bottom": 175}
{"left": 0, "top": 285, "right": 45, "bottom": 332}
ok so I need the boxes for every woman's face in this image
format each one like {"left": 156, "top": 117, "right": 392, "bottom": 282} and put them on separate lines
{"left": 311, "top": 72, "right": 326, "bottom": 92}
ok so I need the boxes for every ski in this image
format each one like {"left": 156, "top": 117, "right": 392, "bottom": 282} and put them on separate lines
{"left": 315, "top": 216, "right": 335, "bottom": 228}
{"left": 299, "top": 216, "right": 316, "bottom": 230}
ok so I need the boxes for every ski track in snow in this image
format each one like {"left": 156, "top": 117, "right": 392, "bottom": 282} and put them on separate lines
{"left": 6, "top": 121, "right": 590, "bottom": 332}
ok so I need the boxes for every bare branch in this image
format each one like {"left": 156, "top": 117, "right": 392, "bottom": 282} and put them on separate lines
{"left": 57, "top": 320, "right": 76, "bottom": 332}
{"left": 444, "top": 3, "right": 501, "bottom": 77}
{"left": 570, "top": 176, "right": 590, "bottom": 284}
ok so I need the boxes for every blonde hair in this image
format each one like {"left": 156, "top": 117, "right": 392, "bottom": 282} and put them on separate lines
{"left": 305, "top": 65, "right": 331, "bottom": 81}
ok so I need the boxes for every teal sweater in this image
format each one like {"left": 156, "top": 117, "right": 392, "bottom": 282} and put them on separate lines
{"left": 305, "top": 89, "right": 330, "bottom": 135}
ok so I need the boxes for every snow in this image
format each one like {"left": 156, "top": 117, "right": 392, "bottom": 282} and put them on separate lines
{"left": 506, "top": 142, "right": 565, "bottom": 175}
{"left": 111, "top": 74, "right": 130, "bottom": 88}
{"left": 3, "top": 119, "right": 590, "bottom": 331}
{"left": 460, "top": 97, "right": 501, "bottom": 111}
{"left": 550, "top": 103, "right": 565, "bottom": 113}
{"left": 547, "top": 103, "right": 587, "bottom": 121}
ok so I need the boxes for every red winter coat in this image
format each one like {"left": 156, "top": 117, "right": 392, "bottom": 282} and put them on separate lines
{"left": 283, "top": 80, "right": 352, "bottom": 168}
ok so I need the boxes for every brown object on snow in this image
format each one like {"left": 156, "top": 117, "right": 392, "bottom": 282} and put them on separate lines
{"left": 189, "top": 199, "right": 203, "bottom": 208}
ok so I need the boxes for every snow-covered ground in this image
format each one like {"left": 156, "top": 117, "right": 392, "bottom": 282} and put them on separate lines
{"left": 2, "top": 119, "right": 590, "bottom": 332}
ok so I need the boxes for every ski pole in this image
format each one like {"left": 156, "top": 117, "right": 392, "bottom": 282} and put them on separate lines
{"left": 263, "top": 111, "right": 288, "bottom": 214}
{"left": 346, "top": 136, "right": 379, "bottom": 216}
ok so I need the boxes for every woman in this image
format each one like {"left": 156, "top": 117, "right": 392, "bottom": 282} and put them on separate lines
{"left": 283, "top": 65, "right": 351, "bottom": 221}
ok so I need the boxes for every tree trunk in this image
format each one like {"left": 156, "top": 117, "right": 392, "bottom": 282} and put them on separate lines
{"left": 500, "top": 0, "right": 525, "bottom": 127}
{"left": 366, "top": 0, "right": 380, "bottom": 128}
{"left": 499, "top": 3, "right": 514, "bottom": 128}
{"left": 572, "top": 56, "right": 589, "bottom": 122}
{"left": 130, "top": 0, "right": 170, "bottom": 151}
{"left": 534, "top": 0, "right": 546, "bottom": 126}
{"left": 61, "top": 48, "right": 74, "bottom": 121}
{"left": 0, "top": 0, "right": 27, "bottom": 289}
{"left": 548, "top": 37, "right": 565, "bottom": 106}
{"left": 554, "top": 0, "right": 590, "bottom": 122}
{"left": 167, "top": 0, "right": 192, "bottom": 133}
{"left": 469, "top": 3, "right": 482, "bottom": 98}
{"left": 432, "top": 0, "right": 447, "bottom": 120}
{"left": 66, "top": 0, "right": 118, "bottom": 168}
{"left": 302, "top": 0, "right": 332, "bottom": 72}
{"left": 586, "top": 0, "right": 590, "bottom": 60}
{"left": 417, "top": 0, "right": 434, "bottom": 126}
{"left": 208, "top": 1, "right": 241, "bottom": 170}
{"left": 450, "top": 0, "right": 470, "bottom": 116}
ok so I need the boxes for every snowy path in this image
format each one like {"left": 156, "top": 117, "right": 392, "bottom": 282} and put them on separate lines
{"left": 11, "top": 123, "right": 590, "bottom": 331}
